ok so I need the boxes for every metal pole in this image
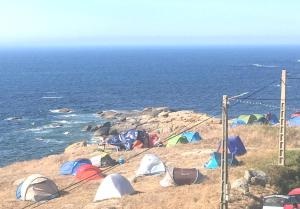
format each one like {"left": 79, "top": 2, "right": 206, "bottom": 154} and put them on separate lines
{"left": 279, "top": 69, "right": 287, "bottom": 166}
{"left": 220, "top": 95, "right": 229, "bottom": 209}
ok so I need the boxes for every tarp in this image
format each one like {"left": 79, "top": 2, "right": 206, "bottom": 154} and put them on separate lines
{"left": 181, "top": 132, "right": 201, "bottom": 143}
{"left": 94, "top": 174, "right": 135, "bottom": 201}
{"left": 289, "top": 116, "right": 300, "bottom": 127}
{"left": 166, "top": 135, "right": 188, "bottom": 147}
{"left": 204, "top": 152, "right": 239, "bottom": 169}
{"left": 228, "top": 136, "right": 247, "bottom": 156}
{"left": 107, "top": 129, "right": 148, "bottom": 150}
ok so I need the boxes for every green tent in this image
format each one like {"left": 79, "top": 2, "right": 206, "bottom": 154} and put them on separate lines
{"left": 166, "top": 135, "right": 188, "bottom": 147}
{"left": 253, "top": 114, "right": 267, "bottom": 123}
{"left": 237, "top": 114, "right": 257, "bottom": 124}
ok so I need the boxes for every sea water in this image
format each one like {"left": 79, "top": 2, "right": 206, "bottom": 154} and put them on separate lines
{"left": 0, "top": 46, "right": 300, "bottom": 167}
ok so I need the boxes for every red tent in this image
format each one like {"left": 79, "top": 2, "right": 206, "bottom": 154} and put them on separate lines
{"left": 75, "top": 164, "right": 103, "bottom": 181}
{"left": 291, "top": 112, "right": 300, "bottom": 118}
{"left": 288, "top": 188, "right": 300, "bottom": 195}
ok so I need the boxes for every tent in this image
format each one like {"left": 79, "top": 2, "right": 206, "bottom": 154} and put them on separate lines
{"left": 75, "top": 164, "right": 103, "bottom": 181}
{"left": 90, "top": 152, "right": 117, "bottom": 168}
{"left": 291, "top": 112, "right": 300, "bottom": 118}
{"left": 166, "top": 135, "right": 188, "bottom": 147}
{"left": 181, "top": 132, "right": 202, "bottom": 143}
{"left": 17, "top": 174, "right": 59, "bottom": 202}
{"left": 135, "top": 154, "right": 165, "bottom": 177}
{"left": 253, "top": 114, "right": 267, "bottom": 124}
{"left": 204, "top": 152, "right": 239, "bottom": 169}
{"left": 237, "top": 115, "right": 257, "bottom": 124}
{"left": 94, "top": 174, "right": 135, "bottom": 202}
{"left": 265, "top": 113, "right": 279, "bottom": 125}
{"left": 228, "top": 136, "right": 247, "bottom": 156}
{"left": 289, "top": 117, "right": 300, "bottom": 127}
{"left": 160, "top": 167, "right": 203, "bottom": 187}
{"left": 60, "top": 158, "right": 92, "bottom": 175}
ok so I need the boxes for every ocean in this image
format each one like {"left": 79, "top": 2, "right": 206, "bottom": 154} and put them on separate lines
{"left": 0, "top": 46, "right": 300, "bottom": 167}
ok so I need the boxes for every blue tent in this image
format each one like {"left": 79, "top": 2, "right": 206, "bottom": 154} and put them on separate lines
{"left": 181, "top": 132, "right": 202, "bottom": 143}
{"left": 16, "top": 182, "right": 23, "bottom": 199}
{"left": 289, "top": 116, "right": 300, "bottom": 127}
{"left": 266, "top": 113, "right": 279, "bottom": 125}
{"left": 60, "top": 158, "right": 92, "bottom": 175}
{"left": 204, "top": 152, "right": 239, "bottom": 169}
{"left": 231, "top": 119, "right": 246, "bottom": 128}
{"left": 228, "top": 136, "right": 247, "bottom": 156}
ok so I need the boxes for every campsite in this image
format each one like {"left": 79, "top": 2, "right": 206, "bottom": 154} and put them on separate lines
{"left": 1, "top": 107, "right": 300, "bottom": 209}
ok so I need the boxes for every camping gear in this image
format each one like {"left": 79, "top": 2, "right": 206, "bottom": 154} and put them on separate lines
{"left": 253, "top": 114, "right": 267, "bottom": 124}
{"left": 18, "top": 174, "right": 59, "bottom": 202}
{"left": 238, "top": 115, "right": 257, "bottom": 124}
{"left": 291, "top": 112, "right": 300, "bottom": 118}
{"left": 263, "top": 195, "right": 298, "bottom": 209}
{"left": 107, "top": 129, "right": 149, "bottom": 150}
{"left": 166, "top": 135, "right": 188, "bottom": 147}
{"left": 265, "top": 113, "right": 279, "bottom": 125}
{"left": 94, "top": 173, "right": 135, "bottom": 201}
{"left": 16, "top": 182, "right": 23, "bottom": 199}
{"left": 149, "top": 133, "right": 160, "bottom": 146}
{"left": 118, "top": 156, "right": 125, "bottom": 165}
{"left": 160, "top": 167, "right": 203, "bottom": 187}
{"left": 204, "top": 152, "right": 239, "bottom": 169}
{"left": 228, "top": 136, "right": 247, "bottom": 156}
{"left": 90, "top": 153, "right": 117, "bottom": 167}
{"left": 75, "top": 164, "right": 103, "bottom": 181}
{"left": 289, "top": 116, "right": 300, "bottom": 127}
{"left": 135, "top": 154, "right": 165, "bottom": 177}
{"left": 181, "top": 132, "right": 201, "bottom": 143}
{"left": 60, "top": 158, "right": 92, "bottom": 175}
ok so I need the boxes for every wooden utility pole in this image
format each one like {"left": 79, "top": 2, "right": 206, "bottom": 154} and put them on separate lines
{"left": 279, "top": 69, "right": 287, "bottom": 166}
{"left": 220, "top": 95, "right": 229, "bottom": 209}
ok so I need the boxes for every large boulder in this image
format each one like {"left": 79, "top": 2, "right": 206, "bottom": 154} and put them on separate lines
{"left": 244, "top": 170, "right": 270, "bottom": 186}
{"left": 93, "top": 126, "right": 110, "bottom": 137}
{"left": 82, "top": 125, "right": 93, "bottom": 132}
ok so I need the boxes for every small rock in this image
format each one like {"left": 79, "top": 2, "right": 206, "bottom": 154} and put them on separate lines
{"left": 158, "top": 111, "right": 169, "bottom": 118}
{"left": 245, "top": 169, "right": 270, "bottom": 186}
{"left": 231, "top": 178, "right": 249, "bottom": 194}
{"left": 93, "top": 126, "right": 110, "bottom": 137}
{"left": 58, "top": 108, "right": 73, "bottom": 113}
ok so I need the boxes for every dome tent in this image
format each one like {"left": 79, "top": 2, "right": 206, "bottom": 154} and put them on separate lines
{"left": 94, "top": 173, "right": 135, "bottom": 201}
{"left": 75, "top": 164, "right": 103, "bottom": 181}
{"left": 181, "top": 132, "right": 202, "bottom": 143}
{"left": 60, "top": 158, "right": 92, "bottom": 175}
{"left": 18, "top": 174, "right": 59, "bottom": 202}
{"left": 166, "top": 135, "right": 188, "bottom": 147}
{"left": 135, "top": 154, "right": 165, "bottom": 177}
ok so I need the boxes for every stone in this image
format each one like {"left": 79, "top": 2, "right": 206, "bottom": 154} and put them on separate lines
{"left": 93, "top": 126, "right": 110, "bottom": 137}
{"left": 64, "top": 141, "right": 87, "bottom": 153}
{"left": 82, "top": 125, "right": 93, "bottom": 132}
{"left": 231, "top": 178, "right": 249, "bottom": 194}
{"left": 158, "top": 111, "right": 169, "bottom": 118}
{"left": 57, "top": 108, "right": 73, "bottom": 113}
{"left": 245, "top": 169, "right": 270, "bottom": 186}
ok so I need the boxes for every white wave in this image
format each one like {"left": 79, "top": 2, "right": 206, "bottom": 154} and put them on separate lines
{"left": 42, "top": 123, "right": 63, "bottom": 129}
{"left": 252, "top": 64, "right": 278, "bottom": 68}
{"left": 4, "top": 117, "right": 22, "bottom": 121}
{"left": 49, "top": 108, "right": 73, "bottom": 113}
{"left": 27, "top": 127, "right": 43, "bottom": 132}
{"left": 63, "top": 131, "right": 70, "bottom": 135}
{"left": 53, "top": 120, "right": 71, "bottom": 124}
{"left": 42, "top": 96, "right": 63, "bottom": 99}
{"left": 59, "top": 114, "right": 78, "bottom": 118}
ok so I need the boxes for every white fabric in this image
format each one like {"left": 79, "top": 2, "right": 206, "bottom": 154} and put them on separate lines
{"left": 90, "top": 155, "right": 102, "bottom": 167}
{"left": 135, "top": 154, "right": 165, "bottom": 177}
{"left": 20, "top": 174, "right": 59, "bottom": 201}
{"left": 159, "top": 167, "right": 175, "bottom": 187}
{"left": 94, "top": 173, "right": 135, "bottom": 201}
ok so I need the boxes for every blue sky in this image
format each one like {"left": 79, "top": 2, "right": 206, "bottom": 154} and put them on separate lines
{"left": 1, "top": 0, "right": 300, "bottom": 46}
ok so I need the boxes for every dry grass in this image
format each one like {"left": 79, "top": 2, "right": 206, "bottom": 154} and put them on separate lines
{"left": 0, "top": 120, "right": 300, "bottom": 209}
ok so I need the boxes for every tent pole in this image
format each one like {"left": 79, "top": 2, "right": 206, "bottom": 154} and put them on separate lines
{"left": 278, "top": 69, "right": 287, "bottom": 166}
{"left": 220, "top": 95, "right": 229, "bottom": 209}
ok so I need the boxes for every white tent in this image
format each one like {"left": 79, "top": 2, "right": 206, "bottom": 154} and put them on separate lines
{"left": 94, "top": 173, "right": 135, "bottom": 201}
{"left": 135, "top": 154, "right": 165, "bottom": 177}
{"left": 20, "top": 174, "right": 59, "bottom": 202}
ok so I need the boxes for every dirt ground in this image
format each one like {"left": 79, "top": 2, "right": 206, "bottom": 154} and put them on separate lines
{"left": 1, "top": 118, "right": 299, "bottom": 209}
